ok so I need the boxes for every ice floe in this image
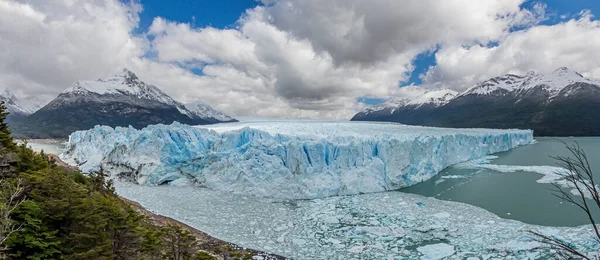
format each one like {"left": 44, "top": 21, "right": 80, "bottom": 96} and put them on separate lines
{"left": 114, "top": 182, "right": 599, "bottom": 259}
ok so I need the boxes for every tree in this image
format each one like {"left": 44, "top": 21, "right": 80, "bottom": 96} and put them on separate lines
{"left": 162, "top": 225, "right": 198, "bottom": 260}
{"left": 4, "top": 200, "right": 61, "bottom": 260}
{"left": 530, "top": 142, "right": 600, "bottom": 259}
{"left": 0, "top": 102, "right": 14, "bottom": 151}
{"left": 0, "top": 179, "right": 26, "bottom": 254}
{"left": 104, "top": 198, "right": 144, "bottom": 260}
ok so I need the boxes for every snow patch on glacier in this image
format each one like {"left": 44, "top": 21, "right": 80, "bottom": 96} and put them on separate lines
{"left": 61, "top": 121, "right": 533, "bottom": 199}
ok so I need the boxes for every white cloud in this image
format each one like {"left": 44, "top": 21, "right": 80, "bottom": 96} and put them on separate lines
{"left": 146, "top": 11, "right": 415, "bottom": 118}
{"left": 259, "top": 0, "right": 542, "bottom": 65}
{"left": 145, "top": 0, "right": 544, "bottom": 118}
{"left": 422, "top": 11, "right": 600, "bottom": 90}
{"left": 0, "top": 0, "right": 145, "bottom": 102}
{"left": 1, "top": 0, "right": 598, "bottom": 119}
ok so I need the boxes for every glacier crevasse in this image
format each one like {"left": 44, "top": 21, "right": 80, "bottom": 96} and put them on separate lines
{"left": 60, "top": 121, "right": 533, "bottom": 199}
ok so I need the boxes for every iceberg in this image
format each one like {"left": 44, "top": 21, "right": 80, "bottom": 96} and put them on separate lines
{"left": 61, "top": 121, "right": 533, "bottom": 199}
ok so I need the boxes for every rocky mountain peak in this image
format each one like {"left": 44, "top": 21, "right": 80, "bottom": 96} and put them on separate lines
{"left": 1, "top": 89, "right": 17, "bottom": 103}
{"left": 551, "top": 66, "right": 584, "bottom": 78}
{"left": 114, "top": 68, "right": 139, "bottom": 82}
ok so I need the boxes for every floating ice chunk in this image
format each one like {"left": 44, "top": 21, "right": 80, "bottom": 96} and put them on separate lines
{"left": 453, "top": 155, "right": 568, "bottom": 181}
{"left": 322, "top": 216, "right": 340, "bottom": 224}
{"left": 453, "top": 155, "right": 600, "bottom": 198}
{"left": 460, "top": 163, "right": 568, "bottom": 182}
{"left": 432, "top": 212, "right": 451, "bottom": 219}
{"left": 493, "top": 240, "right": 543, "bottom": 251}
{"left": 353, "top": 226, "right": 405, "bottom": 238}
{"left": 292, "top": 239, "right": 306, "bottom": 245}
{"left": 441, "top": 175, "right": 468, "bottom": 179}
{"left": 417, "top": 243, "right": 455, "bottom": 260}
{"left": 62, "top": 121, "right": 533, "bottom": 199}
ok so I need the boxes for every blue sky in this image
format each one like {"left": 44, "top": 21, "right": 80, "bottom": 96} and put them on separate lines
{"left": 403, "top": 0, "right": 600, "bottom": 85}
{"left": 138, "top": 0, "right": 260, "bottom": 30}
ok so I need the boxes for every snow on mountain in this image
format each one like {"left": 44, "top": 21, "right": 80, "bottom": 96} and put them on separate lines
{"left": 362, "top": 97, "right": 410, "bottom": 114}
{"left": 61, "top": 121, "right": 532, "bottom": 199}
{"left": 518, "top": 67, "right": 599, "bottom": 95}
{"left": 406, "top": 89, "right": 458, "bottom": 107}
{"left": 62, "top": 68, "right": 192, "bottom": 115}
{"left": 458, "top": 74, "right": 527, "bottom": 96}
{"left": 0, "top": 89, "right": 41, "bottom": 115}
{"left": 460, "top": 67, "right": 600, "bottom": 98}
{"left": 185, "top": 101, "right": 234, "bottom": 122}
{"left": 352, "top": 67, "right": 600, "bottom": 136}
{"left": 52, "top": 68, "right": 237, "bottom": 123}
{"left": 360, "top": 67, "right": 600, "bottom": 115}
{"left": 12, "top": 69, "right": 237, "bottom": 138}
{"left": 360, "top": 89, "right": 457, "bottom": 115}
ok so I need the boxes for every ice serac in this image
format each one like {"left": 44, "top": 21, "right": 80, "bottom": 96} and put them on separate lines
{"left": 61, "top": 121, "right": 533, "bottom": 199}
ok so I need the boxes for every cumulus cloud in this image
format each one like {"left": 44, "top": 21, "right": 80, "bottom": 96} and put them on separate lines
{"left": 146, "top": 11, "right": 415, "bottom": 118}
{"left": 1, "top": 0, "right": 598, "bottom": 119}
{"left": 422, "top": 10, "right": 600, "bottom": 90}
{"left": 260, "top": 0, "right": 543, "bottom": 65}
{"left": 0, "top": 0, "right": 145, "bottom": 102}
{"left": 145, "top": 0, "right": 544, "bottom": 118}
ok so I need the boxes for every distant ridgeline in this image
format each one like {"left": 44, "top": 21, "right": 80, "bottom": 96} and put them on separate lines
{"left": 6, "top": 69, "right": 236, "bottom": 139}
{"left": 352, "top": 67, "right": 600, "bottom": 136}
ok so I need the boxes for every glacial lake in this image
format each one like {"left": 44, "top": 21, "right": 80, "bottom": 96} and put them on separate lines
{"left": 27, "top": 137, "right": 599, "bottom": 227}
{"left": 24, "top": 140, "right": 67, "bottom": 155}
{"left": 403, "top": 137, "right": 600, "bottom": 227}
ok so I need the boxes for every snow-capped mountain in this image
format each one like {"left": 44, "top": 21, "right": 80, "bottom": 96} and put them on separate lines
{"left": 352, "top": 67, "right": 600, "bottom": 136}
{"left": 363, "top": 89, "right": 458, "bottom": 116}
{"left": 406, "top": 89, "right": 458, "bottom": 107}
{"left": 361, "top": 98, "right": 410, "bottom": 115}
{"left": 457, "top": 67, "right": 598, "bottom": 98}
{"left": 0, "top": 89, "right": 42, "bottom": 116}
{"left": 185, "top": 101, "right": 234, "bottom": 122}
{"left": 47, "top": 69, "right": 192, "bottom": 114}
{"left": 10, "top": 69, "right": 236, "bottom": 138}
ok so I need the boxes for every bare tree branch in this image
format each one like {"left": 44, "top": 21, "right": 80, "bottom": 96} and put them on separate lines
{"left": 528, "top": 231, "right": 591, "bottom": 260}
{"left": 0, "top": 178, "right": 26, "bottom": 250}
{"left": 531, "top": 142, "right": 600, "bottom": 259}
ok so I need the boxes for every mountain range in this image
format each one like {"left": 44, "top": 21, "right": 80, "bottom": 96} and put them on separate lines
{"left": 0, "top": 89, "right": 43, "bottom": 119}
{"left": 352, "top": 67, "right": 600, "bottom": 136}
{"left": 8, "top": 69, "right": 235, "bottom": 138}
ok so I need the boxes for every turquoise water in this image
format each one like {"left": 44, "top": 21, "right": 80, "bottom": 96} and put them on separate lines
{"left": 25, "top": 141, "right": 66, "bottom": 156}
{"left": 403, "top": 137, "right": 600, "bottom": 227}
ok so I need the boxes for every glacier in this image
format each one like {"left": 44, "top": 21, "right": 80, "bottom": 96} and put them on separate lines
{"left": 61, "top": 120, "right": 533, "bottom": 199}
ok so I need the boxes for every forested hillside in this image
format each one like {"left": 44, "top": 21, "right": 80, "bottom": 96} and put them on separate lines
{"left": 0, "top": 102, "right": 270, "bottom": 260}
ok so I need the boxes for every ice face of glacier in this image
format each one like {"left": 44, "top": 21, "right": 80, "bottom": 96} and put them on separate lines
{"left": 61, "top": 121, "right": 533, "bottom": 199}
